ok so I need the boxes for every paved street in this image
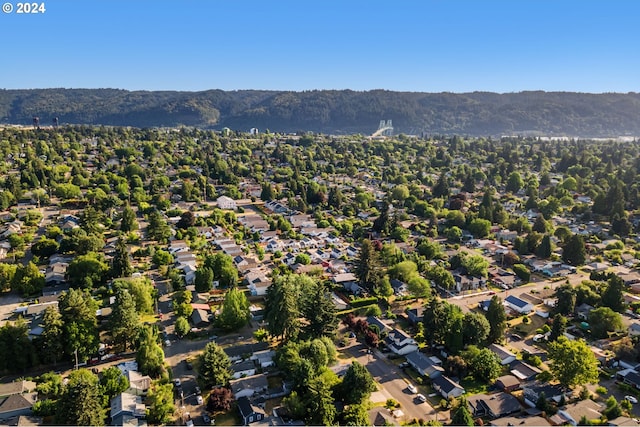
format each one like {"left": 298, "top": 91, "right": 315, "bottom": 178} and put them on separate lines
{"left": 343, "top": 341, "right": 440, "bottom": 423}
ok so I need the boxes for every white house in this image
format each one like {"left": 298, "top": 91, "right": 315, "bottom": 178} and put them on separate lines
{"left": 385, "top": 328, "right": 418, "bottom": 356}
{"left": 217, "top": 195, "right": 237, "bottom": 210}
{"left": 488, "top": 343, "right": 517, "bottom": 365}
{"left": 505, "top": 295, "right": 534, "bottom": 314}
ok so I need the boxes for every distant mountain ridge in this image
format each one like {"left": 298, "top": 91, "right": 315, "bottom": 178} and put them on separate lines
{"left": 1, "top": 88, "right": 639, "bottom": 137}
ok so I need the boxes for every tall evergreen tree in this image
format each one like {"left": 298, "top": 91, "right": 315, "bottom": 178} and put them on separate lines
{"left": 120, "top": 203, "right": 138, "bottom": 232}
{"left": 485, "top": 295, "right": 507, "bottom": 343}
{"left": 218, "top": 287, "right": 250, "bottom": 331}
{"left": 451, "top": 397, "right": 474, "bottom": 426}
{"left": 601, "top": 275, "right": 625, "bottom": 313}
{"left": 39, "top": 306, "right": 65, "bottom": 365}
{"left": 59, "top": 288, "right": 100, "bottom": 363}
{"left": 354, "top": 239, "right": 382, "bottom": 293}
{"left": 198, "top": 342, "right": 232, "bottom": 389}
{"left": 135, "top": 325, "right": 165, "bottom": 378}
{"left": 112, "top": 237, "right": 133, "bottom": 278}
{"left": 562, "top": 234, "right": 586, "bottom": 266}
{"left": 264, "top": 274, "right": 302, "bottom": 341}
{"left": 110, "top": 288, "right": 140, "bottom": 352}
{"left": 55, "top": 369, "right": 105, "bottom": 426}
{"left": 301, "top": 280, "right": 338, "bottom": 339}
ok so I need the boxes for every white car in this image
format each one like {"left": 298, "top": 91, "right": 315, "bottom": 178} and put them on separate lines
{"left": 196, "top": 395, "right": 204, "bottom": 405}
{"left": 416, "top": 394, "right": 427, "bottom": 403}
{"left": 625, "top": 395, "right": 638, "bottom": 404}
{"left": 406, "top": 384, "right": 417, "bottom": 394}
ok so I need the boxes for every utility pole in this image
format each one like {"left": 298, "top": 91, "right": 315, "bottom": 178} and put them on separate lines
{"left": 74, "top": 348, "right": 79, "bottom": 370}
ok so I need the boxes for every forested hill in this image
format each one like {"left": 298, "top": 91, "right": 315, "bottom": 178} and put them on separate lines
{"left": 1, "top": 88, "right": 640, "bottom": 137}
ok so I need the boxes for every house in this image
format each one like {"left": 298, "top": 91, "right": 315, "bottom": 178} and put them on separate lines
{"left": 405, "top": 351, "right": 444, "bottom": 379}
{"left": 407, "top": 307, "right": 424, "bottom": 324}
{"left": 467, "top": 392, "right": 522, "bottom": 419}
{"left": 490, "top": 415, "right": 551, "bottom": 426}
{"left": 237, "top": 396, "right": 266, "bottom": 425}
{"left": 431, "top": 375, "right": 465, "bottom": 399}
{"left": 556, "top": 399, "right": 603, "bottom": 426}
{"left": 488, "top": 344, "right": 517, "bottom": 365}
{"left": 494, "top": 375, "right": 521, "bottom": 392}
{"left": 608, "top": 416, "right": 640, "bottom": 426}
{"left": 232, "top": 360, "right": 257, "bottom": 379}
{"left": 224, "top": 342, "right": 270, "bottom": 362}
{"left": 385, "top": 328, "right": 418, "bottom": 356}
{"left": 217, "top": 196, "right": 237, "bottom": 210}
{"left": 250, "top": 350, "right": 275, "bottom": 369}
{"left": 504, "top": 295, "right": 533, "bottom": 314}
{"left": 110, "top": 392, "right": 146, "bottom": 426}
{"left": 390, "top": 278, "right": 409, "bottom": 296}
{"left": 0, "top": 393, "right": 37, "bottom": 419}
{"left": 509, "top": 360, "right": 542, "bottom": 382}
{"left": 617, "top": 369, "right": 640, "bottom": 389}
{"left": 230, "top": 375, "right": 269, "bottom": 399}
{"left": 522, "top": 383, "right": 568, "bottom": 407}
{"left": 576, "top": 303, "right": 594, "bottom": 321}
{"left": 366, "top": 316, "right": 392, "bottom": 334}
{"left": 124, "top": 370, "right": 151, "bottom": 395}
{"left": 190, "top": 309, "right": 210, "bottom": 327}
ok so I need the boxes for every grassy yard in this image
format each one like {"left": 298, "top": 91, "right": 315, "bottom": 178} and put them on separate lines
{"left": 459, "top": 376, "right": 489, "bottom": 395}
{"left": 213, "top": 405, "right": 242, "bottom": 426}
{"left": 509, "top": 313, "right": 547, "bottom": 337}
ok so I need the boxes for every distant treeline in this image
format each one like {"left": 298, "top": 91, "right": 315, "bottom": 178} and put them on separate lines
{"left": 1, "top": 88, "right": 640, "bottom": 137}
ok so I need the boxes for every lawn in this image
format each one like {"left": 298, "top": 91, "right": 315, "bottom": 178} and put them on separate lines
{"left": 509, "top": 313, "right": 547, "bottom": 337}
{"left": 213, "top": 405, "right": 242, "bottom": 426}
{"left": 459, "top": 376, "right": 489, "bottom": 395}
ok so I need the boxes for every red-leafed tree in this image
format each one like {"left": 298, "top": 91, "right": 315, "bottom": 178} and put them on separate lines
{"left": 207, "top": 387, "right": 233, "bottom": 412}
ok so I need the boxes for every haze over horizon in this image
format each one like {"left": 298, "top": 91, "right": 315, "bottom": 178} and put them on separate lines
{"left": 1, "top": 0, "right": 638, "bottom": 94}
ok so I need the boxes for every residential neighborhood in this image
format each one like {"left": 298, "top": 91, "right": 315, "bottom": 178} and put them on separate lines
{"left": 0, "top": 125, "right": 640, "bottom": 427}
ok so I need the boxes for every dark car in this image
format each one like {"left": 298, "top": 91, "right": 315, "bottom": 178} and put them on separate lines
{"left": 202, "top": 414, "right": 211, "bottom": 424}
{"left": 511, "top": 334, "right": 523, "bottom": 341}
{"left": 185, "top": 361, "right": 193, "bottom": 370}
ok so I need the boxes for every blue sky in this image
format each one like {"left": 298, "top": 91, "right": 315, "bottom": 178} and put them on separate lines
{"left": 1, "top": 0, "right": 638, "bottom": 93}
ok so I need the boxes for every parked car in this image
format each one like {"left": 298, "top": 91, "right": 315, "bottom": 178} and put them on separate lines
{"left": 625, "top": 395, "right": 638, "bottom": 404}
{"left": 416, "top": 394, "right": 427, "bottom": 403}
{"left": 195, "top": 386, "right": 201, "bottom": 395}
{"left": 202, "top": 414, "right": 211, "bottom": 425}
{"left": 196, "top": 395, "right": 204, "bottom": 405}
{"left": 173, "top": 379, "right": 181, "bottom": 387}
{"left": 407, "top": 384, "right": 417, "bottom": 394}
{"left": 399, "top": 362, "right": 409, "bottom": 369}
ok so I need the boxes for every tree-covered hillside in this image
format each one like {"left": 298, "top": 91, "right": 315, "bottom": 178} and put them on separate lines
{"left": 1, "top": 89, "right": 640, "bottom": 136}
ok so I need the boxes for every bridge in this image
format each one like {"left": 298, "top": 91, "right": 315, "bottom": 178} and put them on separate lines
{"left": 371, "top": 120, "right": 393, "bottom": 137}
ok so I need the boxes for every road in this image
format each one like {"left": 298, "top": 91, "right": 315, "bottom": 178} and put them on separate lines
{"left": 343, "top": 341, "right": 440, "bottom": 423}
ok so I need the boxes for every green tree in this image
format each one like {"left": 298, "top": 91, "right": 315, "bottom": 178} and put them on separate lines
{"left": 218, "top": 287, "right": 250, "bottom": 331}
{"left": 307, "top": 376, "right": 337, "bottom": 426}
{"left": 152, "top": 249, "right": 173, "bottom": 266}
{"left": 147, "top": 210, "right": 172, "bottom": 243}
{"left": 547, "top": 336, "right": 599, "bottom": 388}
{"left": 462, "top": 312, "right": 490, "bottom": 346}
{"left": 468, "top": 218, "right": 491, "bottom": 238}
{"left": 338, "top": 361, "right": 376, "bottom": 405}
{"left": 506, "top": 171, "right": 524, "bottom": 193}
{"left": 31, "top": 237, "right": 59, "bottom": 258}
{"left": 588, "top": 307, "right": 623, "bottom": 339}
{"left": 114, "top": 277, "right": 155, "bottom": 314}
{"left": 146, "top": 382, "right": 175, "bottom": 425}
{"left": 99, "top": 366, "right": 130, "bottom": 402}
{"left": 0, "top": 318, "right": 38, "bottom": 372}
{"left": 38, "top": 306, "right": 65, "bottom": 365}
{"left": 485, "top": 295, "right": 507, "bottom": 343}
{"left": 110, "top": 288, "right": 140, "bottom": 352}
{"left": 554, "top": 284, "right": 577, "bottom": 315}
{"left": 120, "top": 204, "right": 138, "bottom": 232}
{"left": 59, "top": 288, "right": 100, "bottom": 362}
{"left": 536, "top": 235, "right": 553, "bottom": 258}
{"left": 549, "top": 313, "right": 567, "bottom": 342}
{"left": 135, "top": 325, "right": 165, "bottom": 378}
{"left": 264, "top": 274, "right": 303, "bottom": 341}
{"left": 66, "top": 252, "right": 109, "bottom": 288}
{"left": 204, "top": 253, "right": 238, "bottom": 288}
{"left": 562, "top": 234, "right": 586, "bottom": 266}
{"left": 12, "top": 261, "right": 45, "bottom": 296}
{"left": 55, "top": 369, "right": 105, "bottom": 426}
{"left": 354, "top": 239, "right": 382, "bottom": 293}
{"left": 194, "top": 267, "right": 214, "bottom": 292}
{"left": 601, "top": 275, "right": 625, "bottom": 313}
{"left": 462, "top": 346, "right": 502, "bottom": 382}
{"left": 0, "top": 263, "right": 17, "bottom": 291}
{"left": 295, "top": 253, "right": 311, "bottom": 265}
{"left": 342, "top": 403, "right": 370, "bottom": 426}
{"left": 175, "top": 316, "right": 190, "bottom": 338}
{"left": 112, "top": 237, "right": 133, "bottom": 278}
{"left": 451, "top": 397, "right": 474, "bottom": 426}
{"left": 198, "top": 341, "right": 232, "bottom": 389}
{"left": 301, "top": 280, "right": 337, "bottom": 339}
